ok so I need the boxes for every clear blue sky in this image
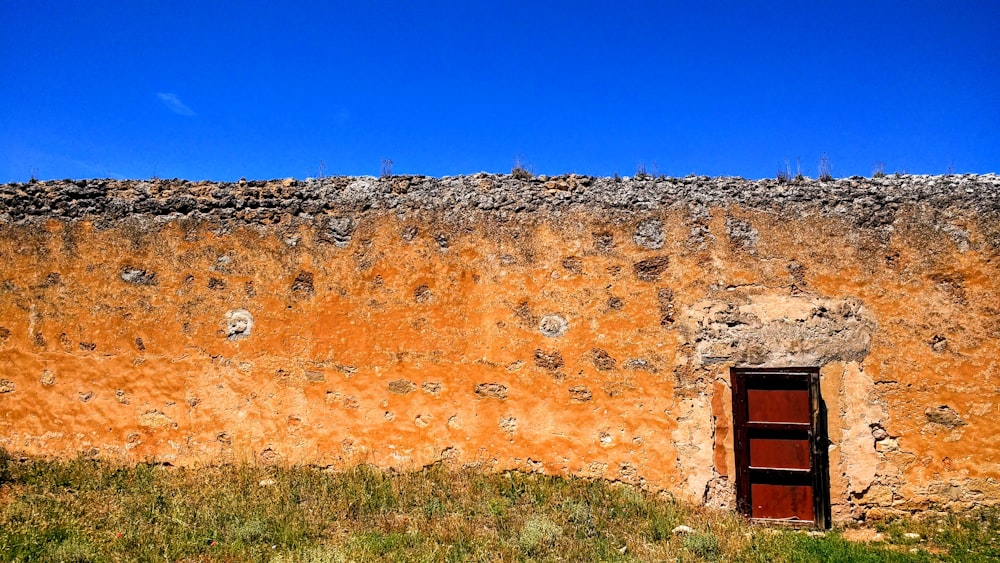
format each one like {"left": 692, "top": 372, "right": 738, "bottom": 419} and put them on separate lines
{"left": 2, "top": 1, "right": 998, "bottom": 181}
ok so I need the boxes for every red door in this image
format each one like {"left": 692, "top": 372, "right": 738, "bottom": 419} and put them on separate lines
{"left": 731, "top": 367, "right": 830, "bottom": 527}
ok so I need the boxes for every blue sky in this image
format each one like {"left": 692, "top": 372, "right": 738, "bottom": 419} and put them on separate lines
{"left": 2, "top": 1, "right": 997, "bottom": 181}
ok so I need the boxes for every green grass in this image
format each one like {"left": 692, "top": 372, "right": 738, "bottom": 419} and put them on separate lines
{"left": 0, "top": 453, "right": 997, "bottom": 561}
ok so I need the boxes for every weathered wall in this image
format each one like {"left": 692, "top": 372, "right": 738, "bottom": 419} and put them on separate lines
{"left": 1, "top": 174, "right": 999, "bottom": 521}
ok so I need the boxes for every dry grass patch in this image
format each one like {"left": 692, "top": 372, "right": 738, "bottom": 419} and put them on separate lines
{"left": 0, "top": 452, "right": 997, "bottom": 561}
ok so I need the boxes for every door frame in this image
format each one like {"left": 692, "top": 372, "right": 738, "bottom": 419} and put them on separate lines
{"left": 731, "top": 366, "right": 830, "bottom": 528}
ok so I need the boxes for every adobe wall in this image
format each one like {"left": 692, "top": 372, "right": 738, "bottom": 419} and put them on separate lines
{"left": 1, "top": 173, "right": 998, "bottom": 521}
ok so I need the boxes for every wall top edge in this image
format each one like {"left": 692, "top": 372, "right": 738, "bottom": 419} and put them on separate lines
{"left": 2, "top": 173, "right": 998, "bottom": 226}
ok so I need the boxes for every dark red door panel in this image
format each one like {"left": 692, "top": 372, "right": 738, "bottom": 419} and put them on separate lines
{"left": 751, "top": 483, "right": 815, "bottom": 521}
{"left": 747, "top": 388, "right": 811, "bottom": 423}
{"left": 749, "top": 436, "right": 811, "bottom": 470}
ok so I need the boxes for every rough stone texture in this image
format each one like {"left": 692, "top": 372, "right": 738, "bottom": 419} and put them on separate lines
{"left": 568, "top": 386, "right": 593, "bottom": 402}
{"left": 633, "top": 256, "right": 670, "bottom": 281}
{"left": 2, "top": 174, "right": 997, "bottom": 225}
{"left": 681, "top": 296, "right": 876, "bottom": 366}
{"left": 475, "top": 383, "right": 509, "bottom": 400}
{"left": 533, "top": 349, "right": 564, "bottom": 372}
{"left": 633, "top": 218, "right": 665, "bottom": 250}
{"left": 1, "top": 173, "right": 999, "bottom": 522}
{"left": 224, "top": 310, "right": 254, "bottom": 341}
{"left": 538, "top": 315, "right": 568, "bottom": 338}
{"left": 388, "top": 379, "right": 417, "bottom": 395}
{"left": 120, "top": 267, "right": 157, "bottom": 286}
{"left": 319, "top": 216, "right": 355, "bottom": 248}
{"left": 924, "top": 405, "right": 966, "bottom": 429}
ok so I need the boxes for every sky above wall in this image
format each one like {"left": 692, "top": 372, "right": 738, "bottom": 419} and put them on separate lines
{"left": 1, "top": 1, "right": 998, "bottom": 181}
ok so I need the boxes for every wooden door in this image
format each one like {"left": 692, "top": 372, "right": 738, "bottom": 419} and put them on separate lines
{"left": 731, "top": 367, "right": 830, "bottom": 528}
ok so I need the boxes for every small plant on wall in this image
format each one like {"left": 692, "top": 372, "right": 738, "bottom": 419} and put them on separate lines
{"left": 818, "top": 153, "right": 833, "bottom": 181}
{"left": 777, "top": 159, "right": 792, "bottom": 183}
{"left": 511, "top": 155, "right": 534, "bottom": 179}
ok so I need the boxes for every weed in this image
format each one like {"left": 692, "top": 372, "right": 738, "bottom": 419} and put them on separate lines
{"left": 518, "top": 515, "right": 562, "bottom": 554}
{"left": 741, "top": 531, "right": 918, "bottom": 563}
{"left": 271, "top": 545, "right": 349, "bottom": 562}
{"left": 818, "top": 153, "right": 833, "bottom": 181}
{"left": 873, "top": 161, "right": 887, "bottom": 178}
{"left": 342, "top": 464, "right": 396, "bottom": 518}
{"left": 647, "top": 502, "right": 683, "bottom": 542}
{"left": 684, "top": 531, "right": 722, "bottom": 560}
{"left": 380, "top": 159, "right": 393, "bottom": 178}
{"left": 348, "top": 530, "right": 422, "bottom": 558}
{"left": 511, "top": 155, "right": 533, "bottom": 179}
{"left": 0, "top": 448, "right": 9, "bottom": 484}
{"left": 777, "top": 158, "right": 792, "bottom": 183}
{"left": 872, "top": 507, "right": 1000, "bottom": 561}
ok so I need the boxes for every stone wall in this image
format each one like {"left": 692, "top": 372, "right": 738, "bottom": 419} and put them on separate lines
{"left": 1, "top": 173, "right": 998, "bottom": 521}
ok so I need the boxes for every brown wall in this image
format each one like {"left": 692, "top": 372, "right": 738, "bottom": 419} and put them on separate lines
{"left": 1, "top": 175, "right": 998, "bottom": 521}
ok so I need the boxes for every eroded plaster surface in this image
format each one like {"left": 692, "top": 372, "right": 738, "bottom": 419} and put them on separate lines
{"left": 1, "top": 174, "right": 998, "bottom": 521}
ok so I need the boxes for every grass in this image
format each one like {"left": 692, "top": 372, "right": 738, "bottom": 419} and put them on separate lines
{"left": 0, "top": 454, "right": 997, "bottom": 562}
